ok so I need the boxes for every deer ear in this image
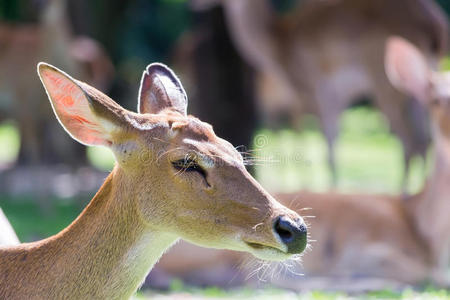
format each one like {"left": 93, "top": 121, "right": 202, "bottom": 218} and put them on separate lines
{"left": 38, "top": 62, "right": 125, "bottom": 147}
{"left": 385, "top": 36, "right": 431, "bottom": 105}
{"left": 137, "top": 63, "right": 187, "bottom": 116}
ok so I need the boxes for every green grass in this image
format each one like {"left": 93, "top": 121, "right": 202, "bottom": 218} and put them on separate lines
{"left": 441, "top": 56, "right": 450, "bottom": 71}
{"left": 253, "top": 106, "right": 425, "bottom": 194}
{"left": 132, "top": 285, "right": 450, "bottom": 299}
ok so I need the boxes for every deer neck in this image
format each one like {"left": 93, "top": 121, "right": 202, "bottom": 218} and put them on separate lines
{"left": 408, "top": 126, "right": 450, "bottom": 266}
{"left": 27, "top": 166, "right": 177, "bottom": 299}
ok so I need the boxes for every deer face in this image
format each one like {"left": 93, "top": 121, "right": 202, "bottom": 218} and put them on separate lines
{"left": 136, "top": 115, "right": 306, "bottom": 261}
{"left": 385, "top": 37, "right": 450, "bottom": 155}
{"left": 38, "top": 62, "right": 308, "bottom": 262}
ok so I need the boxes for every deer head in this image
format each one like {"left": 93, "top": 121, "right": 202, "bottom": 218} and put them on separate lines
{"left": 37, "top": 62, "right": 308, "bottom": 261}
{"left": 386, "top": 36, "right": 450, "bottom": 156}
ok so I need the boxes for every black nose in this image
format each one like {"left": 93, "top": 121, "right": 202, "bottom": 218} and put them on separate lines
{"left": 274, "top": 216, "right": 307, "bottom": 254}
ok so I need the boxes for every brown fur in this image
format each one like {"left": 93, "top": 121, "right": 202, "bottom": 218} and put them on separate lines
{"left": 276, "top": 192, "right": 432, "bottom": 283}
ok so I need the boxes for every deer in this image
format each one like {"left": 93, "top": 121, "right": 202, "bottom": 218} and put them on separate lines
{"left": 219, "top": 0, "right": 448, "bottom": 189}
{"left": 0, "top": 208, "right": 19, "bottom": 246}
{"left": 148, "top": 36, "right": 450, "bottom": 288}
{"left": 0, "top": 62, "right": 308, "bottom": 299}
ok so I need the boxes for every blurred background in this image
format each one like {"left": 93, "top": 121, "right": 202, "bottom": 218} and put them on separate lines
{"left": 1, "top": 0, "right": 450, "bottom": 299}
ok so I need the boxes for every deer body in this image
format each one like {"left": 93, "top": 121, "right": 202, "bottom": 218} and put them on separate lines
{"left": 407, "top": 126, "right": 450, "bottom": 269}
{"left": 0, "top": 62, "right": 307, "bottom": 298}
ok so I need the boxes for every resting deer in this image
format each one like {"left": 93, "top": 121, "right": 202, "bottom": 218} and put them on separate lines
{"left": 221, "top": 0, "right": 448, "bottom": 188}
{"left": 151, "top": 36, "right": 450, "bottom": 288}
{"left": 0, "top": 62, "right": 307, "bottom": 299}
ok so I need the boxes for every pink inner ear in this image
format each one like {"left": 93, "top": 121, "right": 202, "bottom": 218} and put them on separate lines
{"left": 40, "top": 68, "right": 111, "bottom": 146}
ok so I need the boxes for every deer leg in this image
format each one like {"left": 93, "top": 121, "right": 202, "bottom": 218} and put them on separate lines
{"left": 373, "top": 247, "right": 429, "bottom": 284}
{"left": 317, "top": 107, "right": 340, "bottom": 188}
{"left": 327, "top": 132, "right": 337, "bottom": 187}
{"left": 401, "top": 150, "right": 413, "bottom": 196}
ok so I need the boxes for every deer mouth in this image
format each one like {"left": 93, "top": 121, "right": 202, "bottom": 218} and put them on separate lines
{"left": 245, "top": 242, "right": 281, "bottom": 251}
{"left": 244, "top": 241, "right": 292, "bottom": 261}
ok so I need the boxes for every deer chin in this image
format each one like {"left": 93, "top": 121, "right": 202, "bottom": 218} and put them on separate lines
{"left": 244, "top": 242, "right": 292, "bottom": 262}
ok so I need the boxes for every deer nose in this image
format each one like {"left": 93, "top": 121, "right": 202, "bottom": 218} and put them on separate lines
{"left": 273, "top": 216, "right": 307, "bottom": 254}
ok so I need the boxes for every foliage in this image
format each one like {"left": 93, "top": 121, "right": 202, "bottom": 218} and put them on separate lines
{"left": 1, "top": 196, "right": 85, "bottom": 242}
{"left": 0, "top": 121, "right": 19, "bottom": 165}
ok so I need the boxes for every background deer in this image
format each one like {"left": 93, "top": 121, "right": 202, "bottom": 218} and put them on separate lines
{"left": 149, "top": 36, "right": 450, "bottom": 288}
{"left": 275, "top": 36, "right": 450, "bottom": 286}
{"left": 0, "top": 62, "right": 307, "bottom": 299}
{"left": 0, "top": 0, "right": 113, "bottom": 165}
{"left": 220, "top": 0, "right": 448, "bottom": 188}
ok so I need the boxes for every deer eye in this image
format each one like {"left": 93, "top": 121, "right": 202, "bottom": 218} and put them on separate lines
{"left": 172, "top": 158, "right": 207, "bottom": 179}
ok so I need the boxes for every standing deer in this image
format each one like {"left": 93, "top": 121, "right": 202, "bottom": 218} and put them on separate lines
{"left": 0, "top": 0, "right": 113, "bottom": 165}
{"left": 150, "top": 36, "right": 450, "bottom": 288}
{"left": 0, "top": 62, "right": 307, "bottom": 299}
{"left": 221, "top": 0, "right": 448, "bottom": 188}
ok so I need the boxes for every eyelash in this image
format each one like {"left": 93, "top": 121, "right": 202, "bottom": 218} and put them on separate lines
{"left": 171, "top": 158, "right": 207, "bottom": 179}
